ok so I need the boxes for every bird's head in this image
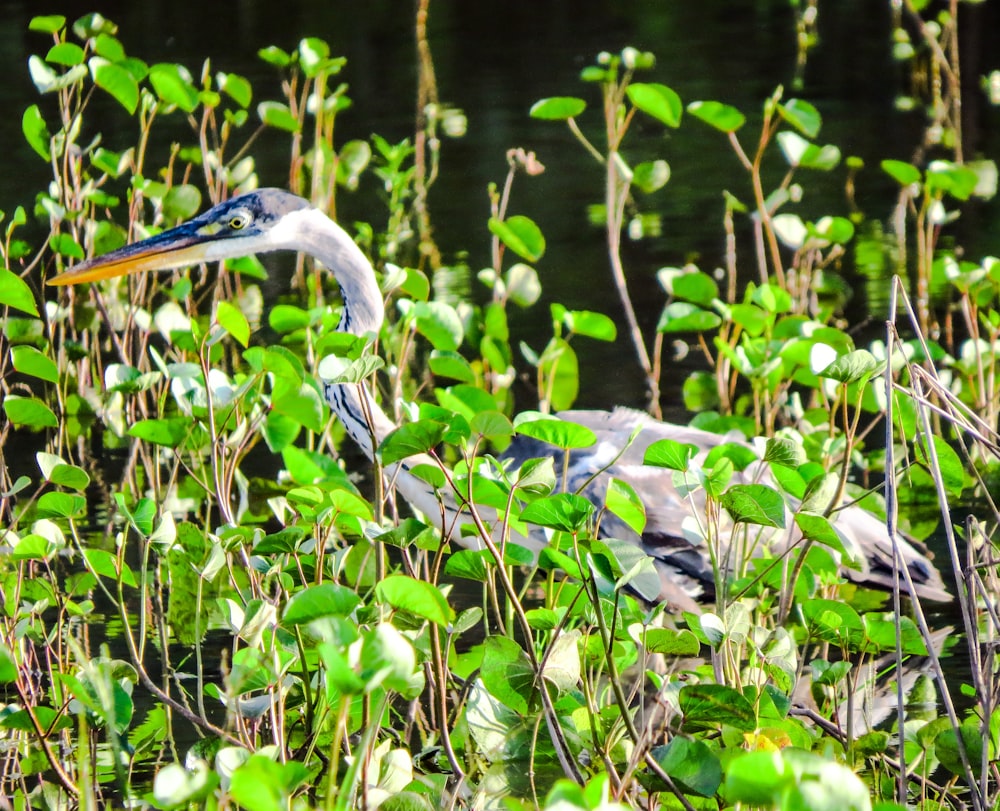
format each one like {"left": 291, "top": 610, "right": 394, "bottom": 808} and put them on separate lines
{"left": 47, "top": 188, "right": 312, "bottom": 286}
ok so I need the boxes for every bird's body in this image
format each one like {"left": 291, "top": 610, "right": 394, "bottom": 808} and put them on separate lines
{"left": 50, "top": 188, "right": 949, "bottom": 608}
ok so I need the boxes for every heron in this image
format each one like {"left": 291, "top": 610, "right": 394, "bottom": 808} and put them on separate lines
{"left": 49, "top": 188, "right": 949, "bottom": 609}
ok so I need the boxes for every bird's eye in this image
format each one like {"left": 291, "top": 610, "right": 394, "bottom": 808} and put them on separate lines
{"left": 228, "top": 212, "right": 251, "bottom": 230}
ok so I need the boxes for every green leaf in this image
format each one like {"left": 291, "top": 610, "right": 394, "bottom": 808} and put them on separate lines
{"left": 519, "top": 492, "right": 594, "bottom": 533}
{"left": 481, "top": 635, "right": 535, "bottom": 714}
{"left": 148, "top": 63, "right": 199, "bottom": 112}
{"left": 258, "top": 45, "right": 292, "bottom": 68}
{"left": 48, "top": 464, "right": 91, "bottom": 491}
{"left": 114, "top": 494, "right": 157, "bottom": 537}
{"left": 218, "top": 72, "right": 252, "bottom": 107}
{"left": 0, "top": 647, "right": 17, "bottom": 683}
{"left": 229, "top": 756, "right": 309, "bottom": 811}
{"left": 412, "top": 301, "right": 463, "bottom": 351}
{"left": 680, "top": 683, "right": 756, "bottom": 731}
{"left": 163, "top": 184, "right": 202, "bottom": 220}
{"left": 428, "top": 350, "right": 475, "bottom": 383}
{"left": 801, "top": 598, "right": 865, "bottom": 648}
{"left": 128, "top": 417, "right": 191, "bottom": 447}
{"left": 687, "top": 100, "right": 746, "bottom": 132}
{"left": 22, "top": 105, "right": 52, "bottom": 162}
{"left": 29, "top": 15, "right": 66, "bottom": 34}
{"left": 529, "top": 96, "right": 586, "bottom": 120}
{"left": 914, "top": 434, "right": 965, "bottom": 499}
{"left": 83, "top": 548, "right": 137, "bottom": 586}
{"left": 11, "top": 345, "right": 58, "bottom": 383}
{"left": 661, "top": 269, "right": 719, "bottom": 306}
{"left": 375, "top": 575, "right": 454, "bottom": 626}
{"left": 488, "top": 215, "right": 545, "bottom": 262}
{"left": 379, "top": 420, "right": 447, "bottom": 466}
{"left": 471, "top": 410, "right": 514, "bottom": 441}
{"left": 90, "top": 59, "right": 139, "bottom": 113}
{"left": 0, "top": 268, "right": 40, "bottom": 316}
{"left": 541, "top": 629, "right": 581, "bottom": 693}
{"left": 513, "top": 414, "right": 596, "bottom": 450}
{"left": 37, "top": 492, "right": 86, "bottom": 519}
{"left": 778, "top": 98, "right": 821, "bottom": 138}
{"left": 605, "top": 477, "right": 645, "bottom": 535}
{"left": 539, "top": 336, "right": 579, "bottom": 411}
{"left": 632, "top": 159, "right": 671, "bottom": 193}
{"left": 626, "top": 82, "right": 683, "bottom": 127}
{"left": 3, "top": 396, "right": 57, "bottom": 429}
{"left": 720, "top": 484, "right": 786, "bottom": 528}
{"left": 49, "top": 233, "right": 84, "bottom": 260}
{"left": 560, "top": 308, "right": 617, "bottom": 341}
{"left": 216, "top": 301, "right": 250, "bottom": 347}
{"left": 656, "top": 301, "right": 723, "bottom": 333}
{"left": 881, "top": 159, "right": 921, "bottom": 186}
{"left": 651, "top": 737, "right": 722, "bottom": 796}
{"left": 643, "top": 438, "right": 698, "bottom": 471}
{"left": 817, "top": 348, "right": 880, "bottom": 383}
{"left": 776, "top": 131, "right": 841, "bottom": 170}
{"left": 257, "top": 100, "right": 300, "bottom": 133}
{"left": 640, "top": 628, "right": 701, "bottom": 656}
{"left": 46, "top": 43, "right": 85, "bottom": 66}
{"left": 282, "top": 583, "right": 361, "bottom": 624}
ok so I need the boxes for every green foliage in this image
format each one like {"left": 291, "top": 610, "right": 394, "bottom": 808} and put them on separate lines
{"left": 0, "top": 11, "right": 995, "bottom": 811}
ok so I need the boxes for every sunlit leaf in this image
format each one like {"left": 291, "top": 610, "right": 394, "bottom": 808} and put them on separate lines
{"left": 643, "top": 438, "right": 698, "bottom": 471}
{"left": 640, "top": 627, "right": 701, "bottom": 656}
{"left": 529, "top": 96, "right": 586, "bottom": 120}
{"left": 11, "top": 345, "right": 58, "bottom": 383}
{"left": 720, "top": 484, "right": 785, "bottom": 528}
{"left": 687, "top": 100, "right": 746, "bottom": 132}
{"left": 149, "top": 63, "right": 199, "bottom": 112}
{"left": 627, "top": 82, "right": 682, "bottom": 127}
{"left": 216, "top": 301, "right": 251, "bottom": 347}
{"left": 412, "top": 301, "right": 463, "bottom": 351}
{"left": 282, "top": 583, "right": 361, "bottom": 624}
{"left": 3, "top": 396, "right": 57, "bottom": 429}
{"left": 656, "top": 301, "right": 722, "bottom": 333}
{"left": 650, "top": 737, "right": 722, "bottom": 796}
{"left": 21, "top": 105, "right": 51, "bottom": 162}
{"left": 679, "top": 683, "right": 756, "bottom": 731}
{"left": 258, "top": 100, "right": 300, "bottom": 132}
{"left": 90, "top": 59, "right": 139, "bottom": 113}
{"left": 29, "top": 15, "right": 66, "bottom": 33}
{"left": 914, "top": 434, "right": 966, "bottom": 499}
{"left": 128, "top": 417, "right": 190, "bottom": 447}
{"left": 778, "top": 98, "right": 821, "bottom": 138}
{"left": 375, "top": 575, "right": 454, "bottom": 626}
{"left": 605, "top": 477, "right": 645, "bottom": 535}
{"left": 817, "top": 348, "right": 880, "bottom": 384}
{"left": 0, "top": 268, "right": 40, "bottom": 316}
{"left": 513, "top": 414, "right": 596, "bottom": 449}
{"left": 881, "top": 159, "right": 921, "bottom": 186}
{"left": 488, "top": 215, "right": 545, "bottom": 263}
{"left": 481, "top": 635, "right": 534, "bottom": 714}
{"left": 379, "top": 420, "right": 447, "bottom": 466}
{"left": 520, "top": 492, "right": 593, "bottom": 533}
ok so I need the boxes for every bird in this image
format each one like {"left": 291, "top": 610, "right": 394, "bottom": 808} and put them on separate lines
{"left": 49, "top": 188, "right": 949, "bottom": 609}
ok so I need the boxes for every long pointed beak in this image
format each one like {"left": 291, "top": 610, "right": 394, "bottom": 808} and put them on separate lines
{"left": 47, "top": 222, "right": 214, "bottom": 286}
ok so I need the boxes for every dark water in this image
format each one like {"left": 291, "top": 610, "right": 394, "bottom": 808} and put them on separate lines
{"left": 2, "top": 0, "right": 998, "bottom": 412}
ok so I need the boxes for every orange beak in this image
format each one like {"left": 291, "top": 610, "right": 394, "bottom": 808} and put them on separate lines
{"left": 47, "top": 221, "right": 213, "bottom": 286}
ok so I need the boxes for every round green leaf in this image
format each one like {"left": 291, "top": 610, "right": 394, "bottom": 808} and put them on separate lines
{"left": 687, "top": 100, "right": 746, "bottom": 132}
{"left": 488, "top": 215, "right": 545, "bottom": 263}
{"left": 626, "top": 82, "right": 682, "bottom": 127}
{"left": 375, "top": 575, "right": 454, "bottom": 626}
{"left": 529, "top": 96, "right": 586, "bottom": 120}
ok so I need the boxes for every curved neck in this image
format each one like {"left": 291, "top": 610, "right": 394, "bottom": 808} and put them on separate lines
{"left": 293, "top": 207, "right": 384, "bottom": 336}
